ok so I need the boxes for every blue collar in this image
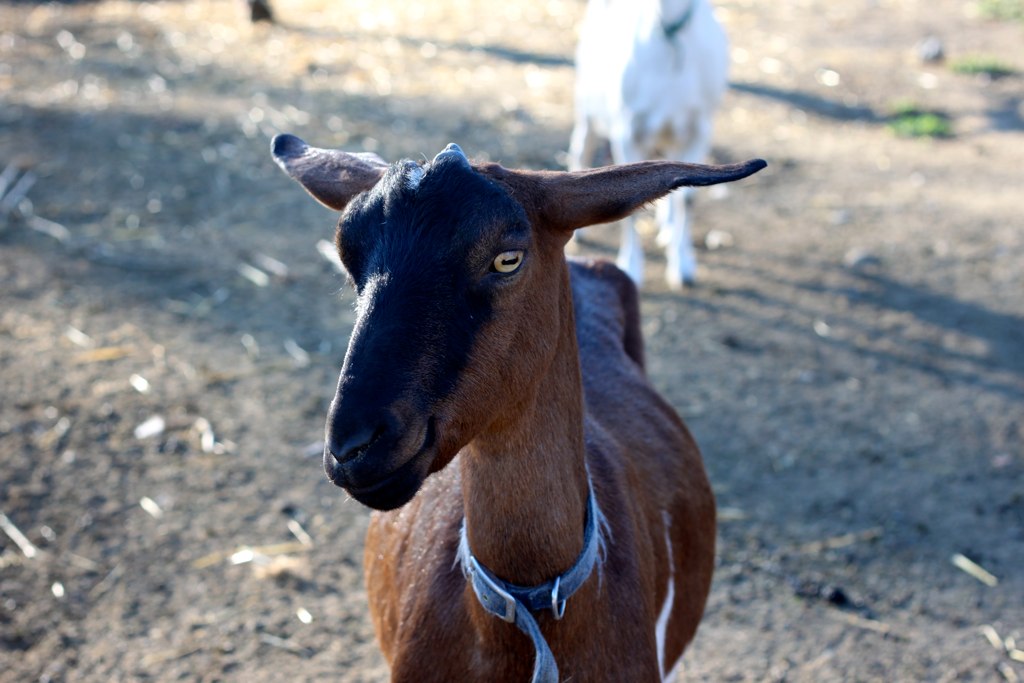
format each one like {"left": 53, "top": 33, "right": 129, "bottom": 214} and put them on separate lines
{"left": 661, "top": 3, "right": 696, "bottom": 41}
{"left": 460, "top": 486, "right": 605, "bottom": 683}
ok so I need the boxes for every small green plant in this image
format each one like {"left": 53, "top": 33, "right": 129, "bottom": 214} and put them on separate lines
{"left": 950, "top": 56, "right": 1018, "bottom": 78}
{"left": 979, "top": 0, "right": 1024, "bottom": 21}
{"left": 887, "top": 103, "right": 954, "bottom": 139}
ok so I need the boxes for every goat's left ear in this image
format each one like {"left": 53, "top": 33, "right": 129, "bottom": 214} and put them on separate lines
{"left": 516, "top": 158, "right": 767, "bottom": 232}
{"left": 271, "top": 134, "right": 388, "bottom": 211}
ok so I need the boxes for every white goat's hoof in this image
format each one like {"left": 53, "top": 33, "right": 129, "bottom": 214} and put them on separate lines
{"left": 666, "top": 249, "right": 697, "bottom": 290}
{"left": 666, "top": 269, "right": 696, "bottom": 290}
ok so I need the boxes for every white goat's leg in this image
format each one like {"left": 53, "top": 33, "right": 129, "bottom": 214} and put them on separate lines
{"left": 655, "top": 197, "right": 672, "bottom": 247}
{"left": 610, "top": 132, "right": 647, "bottom": 285}
{"left": 568, "top": 117, "right": 601, "bottom": 171}
{"left": 663, "top": 187, "right": 695, "bottom": 289}
{"left": 617, "top": 216, "right": 645, "bottom": 285}
{"left": 568, "top": 118, "right": 605, "bottom": 249}
{"left": 663, "top": 123, "right": 714, "bottom": 288}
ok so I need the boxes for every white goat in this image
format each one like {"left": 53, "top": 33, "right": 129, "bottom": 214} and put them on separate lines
{"left": 569, "top": 0, "right": 730, "bottom": 288}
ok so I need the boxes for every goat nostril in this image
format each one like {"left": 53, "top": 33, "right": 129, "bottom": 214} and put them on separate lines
{"left": 329, "top": 425, "right": 384, "bottom": 464}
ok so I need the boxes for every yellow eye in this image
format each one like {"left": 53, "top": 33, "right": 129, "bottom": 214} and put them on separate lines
{"left": 492, "top": 250, "right": 524, "bottom": 274}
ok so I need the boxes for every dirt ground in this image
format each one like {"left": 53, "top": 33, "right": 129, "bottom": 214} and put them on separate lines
{"left": 1, "top": 0, "right": 1022, "bottom": 680}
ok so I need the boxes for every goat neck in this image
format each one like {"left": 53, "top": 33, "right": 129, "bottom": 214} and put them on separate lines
{"left": 459, "top": 259, "right": 590, "bottom": 588}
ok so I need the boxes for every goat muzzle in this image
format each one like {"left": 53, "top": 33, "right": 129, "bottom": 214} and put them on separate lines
{"left": 323, "top": 415, "right": 437, "bottom": 510}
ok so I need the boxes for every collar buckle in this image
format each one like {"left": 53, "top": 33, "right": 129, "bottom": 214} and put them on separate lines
{"left": 468, "top": 555, "right": 517, "bottom": 623}
{"left": 550, "top": 575, "right": 567, "bottom": 620}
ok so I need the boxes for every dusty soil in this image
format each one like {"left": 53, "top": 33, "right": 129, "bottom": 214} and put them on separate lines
{"left": 1, "top": 0, "right": 1022, "bottom": 681}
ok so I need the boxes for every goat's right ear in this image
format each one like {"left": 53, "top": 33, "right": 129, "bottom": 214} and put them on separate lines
{"left": 271, "top": 134, "right": 388, "bottom": 211}
{"left": 512, "top": 158, "right": 767, "bottom": 232}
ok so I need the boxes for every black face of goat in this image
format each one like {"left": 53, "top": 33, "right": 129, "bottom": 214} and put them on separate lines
{"left": 321, "top": 145, "right": 531, "bottom": 510}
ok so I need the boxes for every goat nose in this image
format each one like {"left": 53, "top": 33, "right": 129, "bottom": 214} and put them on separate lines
{"left": 327, "top": 424, "right": 381, "bottom": 465}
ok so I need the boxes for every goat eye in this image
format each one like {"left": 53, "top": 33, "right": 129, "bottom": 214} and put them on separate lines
{"left": 492, "top": 250, "right": 524, "bottom": 274}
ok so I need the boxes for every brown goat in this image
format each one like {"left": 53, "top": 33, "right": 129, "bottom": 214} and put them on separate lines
{"left": 272, "top": 135, "right": 765, "bottom": 682}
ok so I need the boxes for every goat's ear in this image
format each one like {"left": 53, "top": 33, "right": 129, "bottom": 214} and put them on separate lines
{"left": 523, "top": 159, "right": 766, "bottom": 232}
{"left": 271, "top": 134, "right": 388, "bottom": 211}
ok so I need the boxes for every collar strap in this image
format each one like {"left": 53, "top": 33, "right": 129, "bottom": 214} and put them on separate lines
{"left": 464, "top": 488, "right": 603, "bottom": 683}
{"left": 661, "top": 3, "right": 696, "bottom": 41}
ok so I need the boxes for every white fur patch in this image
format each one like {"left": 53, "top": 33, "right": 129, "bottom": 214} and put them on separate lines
{"left": 664, "top": 659, "right": 682, "bottom": 683}
{"left": 455, "top": 518, "right": 471, "bottom": 574}
{"left": 405, "top": 163, "right": 425, "bottom": 191}
{"left": 655, "top": 510, "right": 675, "bottom": 681}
